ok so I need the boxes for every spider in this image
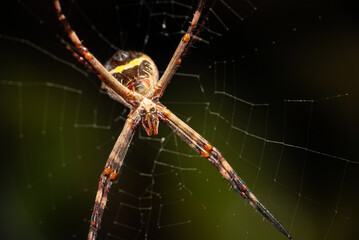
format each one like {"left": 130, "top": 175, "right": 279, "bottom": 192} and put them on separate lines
{"left": 54, "top": 0, "right": 293, "bottom": 239}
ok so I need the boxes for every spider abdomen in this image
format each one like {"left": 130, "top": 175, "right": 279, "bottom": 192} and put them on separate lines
{"left": 103, "top": 50, "right": 159, "bottom": 104}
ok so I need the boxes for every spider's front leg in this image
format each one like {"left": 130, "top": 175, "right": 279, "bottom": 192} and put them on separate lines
{"left": 157, "top": 105, "right": 294, "bottom": 240}
{"left": 88, "top": 111, "right": 140, "bottom": 240}
{"left": 88, "top": 99, "right": 159, "bottom": 240}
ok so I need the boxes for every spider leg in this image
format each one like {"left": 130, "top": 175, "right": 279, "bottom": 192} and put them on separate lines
{"left": 59, "top": 39, "right": 126, "bottom": 104}
{"left": 53, "top": 0, "right": 142, "bottom": 108}
{"left": 147, "top": 0, "right": 206, "bottom": 100}
{"left": 88, "top": 112, "right": 140, "bottom": 240}
{"left": 157, "top": 105, "right": 294, "bottom": 240}
{"left": 59, "top": 38, "right": 100, "bottom": 75}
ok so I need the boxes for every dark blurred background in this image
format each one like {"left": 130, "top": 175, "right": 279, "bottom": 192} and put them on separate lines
{"left": 0, "top": 0, "right": 358, "bottom": 240}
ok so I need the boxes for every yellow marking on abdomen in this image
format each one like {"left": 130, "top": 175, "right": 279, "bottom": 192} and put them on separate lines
{"left": 113, "top": 57, "right": 146, "bottom": 73}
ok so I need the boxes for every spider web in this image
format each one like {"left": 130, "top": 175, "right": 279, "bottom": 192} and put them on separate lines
{"left": 0, "top": 0, "right": 358, "bottom": 240}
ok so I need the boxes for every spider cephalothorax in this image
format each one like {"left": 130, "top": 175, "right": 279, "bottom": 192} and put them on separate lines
{"left": 54, "top": 0, "right": 293, "bottom": 239}
{"left": 138, "top": 97, "right": 159, "bottom": 136}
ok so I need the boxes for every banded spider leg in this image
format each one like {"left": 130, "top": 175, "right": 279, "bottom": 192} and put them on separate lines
{"left": 88, "top": 111, "right": 140, "bottom": 240}
{"left": 147, "top": 0, "right": 206, "bottom": 100}
{"left": 157, "top": 105, "right": 294, "bottom": 240}
{"left": 54, "top": 0, "right": 142, "bottom": 107}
